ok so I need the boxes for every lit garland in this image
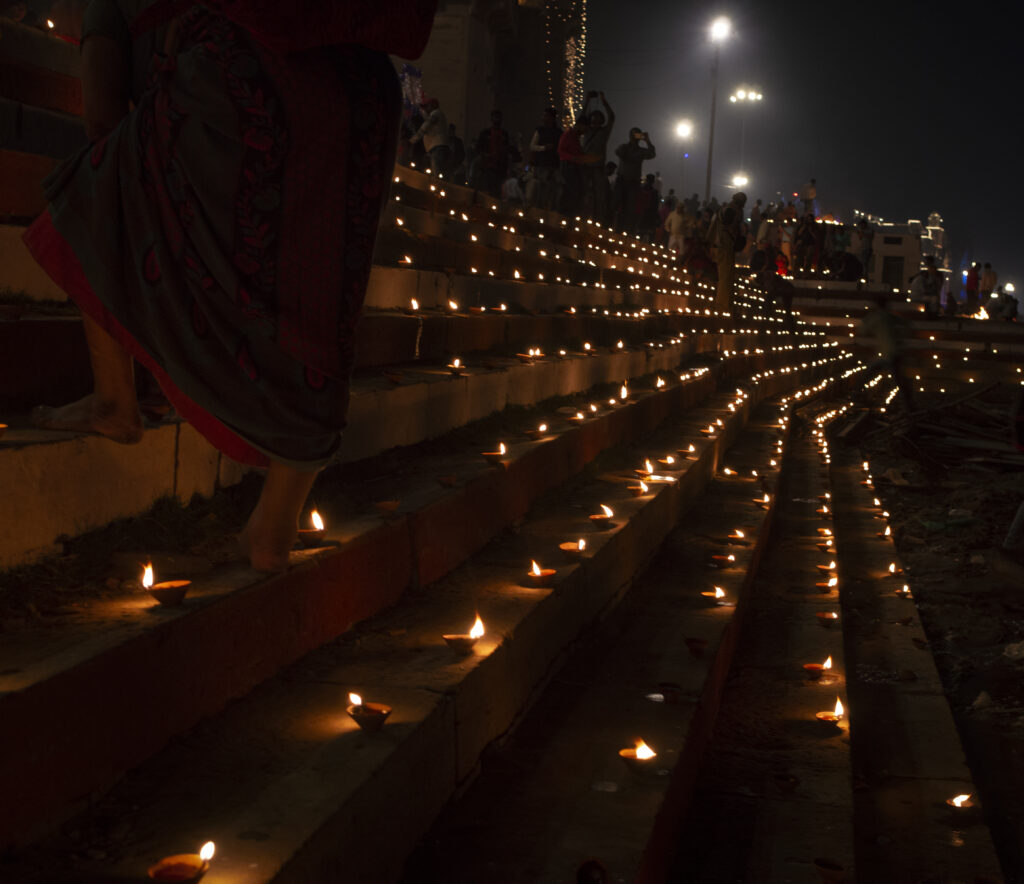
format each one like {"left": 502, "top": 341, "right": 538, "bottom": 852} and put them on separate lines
{"left": 544, "top": 0, "right": 587, "bottom": 124}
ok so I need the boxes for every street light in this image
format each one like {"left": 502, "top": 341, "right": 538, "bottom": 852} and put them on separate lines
{"left": 731, "top": 173, "right": 749, "bottom": 188}
{"left": 675, "top": 118, "right": 694, "bottom": 197}
{"left": 728, "top": 86, "right": 764, "bottom": 170}
{"left": 704, "top": 15, "right": 732, "bottom": 203}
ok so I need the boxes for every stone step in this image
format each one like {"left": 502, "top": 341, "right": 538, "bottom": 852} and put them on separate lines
{"left": 399, "top": 402, "right": 799, "bottom": 883}
{"left": 0, "top": 337, "right": 776, "bottom": 569}
{"left": 0, "top": 351, "right": 832, "bottom": 848}
{"left": 0, "top": 354, "right": 844, "bottom": 881}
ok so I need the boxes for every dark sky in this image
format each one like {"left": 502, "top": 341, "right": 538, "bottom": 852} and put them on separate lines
{"left": 586, "top": 0, "right": 1018, "bottom": 287}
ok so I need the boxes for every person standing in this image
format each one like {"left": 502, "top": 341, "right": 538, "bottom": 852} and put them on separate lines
{"left": 980, "top": 262, "right": 998, "bottom": 302}
{"left": 557, "top": 115, "right": 586, "bottom": 215}
{"left": 526, "top": 107, "right": 562, "bottom": 211}
{"left": 801, "top": 177, "right": 818, "bottom": 216}
{"left": 707, "top": 191, "right": 747, "bottom": 310}
{"left": 448, "top": 123, "right": 466, "bottom": 184}
{"left": 862, "top": 296, "right": 915, "bottom": 412}
{"left": 664, "top": 201, "right": 690, "bottom": 255}
{"left": 24, "top": 0, "right": 438, "bottom": 573}
{"left": 964, "top": 262, "right": 980, "bottom": 314}
{"left": 856, "top": 219, "right": 874, "bottom": 282}
{"left": 474, "top": 109, "right": 516, "bottom": 198}
{"left": 612, "top": 127, "right": 655, "bottom": 232}
{"left": 579, "top": 90, "right": 615, "bottom": 222}
{"left": 409, "top": 97, "right": 450, "bottom": 177}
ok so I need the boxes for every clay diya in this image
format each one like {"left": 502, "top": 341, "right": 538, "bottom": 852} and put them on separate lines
{"left": 589, "top": 504, "right": 615, "bottom": 529}
{"left": 141, "top": 563, "right": 190, "bottom": 607}
{"left": 527, "top": 560, "right": 557, "bottom": 587}
{"left": 346, "top": 692, "right": 392, "bottom": 733}
{"left": 815, "top": 697, "right": 844, "bottom": 729}
{"left": 482, "top": 442, "right": 507, "bottom": 466}
{"left": 148, "top": 842, "right": 214, "bottom": 881}
{"left": 297, "top": 509, "right": 327, "bottom": 547}
{"left": 443, "top": 614, "right": 485, "bottom": 655}
{"left": 618, "top": 739, "right": 658, "bottom": 774}
{"left": 559, "top": 539, "right": 587, "bottom": 560}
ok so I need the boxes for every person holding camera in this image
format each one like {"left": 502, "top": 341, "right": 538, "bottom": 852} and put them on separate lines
{"left": 612, "top": 127, "right": 655, "bottom": 233}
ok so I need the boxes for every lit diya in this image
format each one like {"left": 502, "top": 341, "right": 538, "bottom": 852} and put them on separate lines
{"left": 657, "top": 454, "right": 682, "bottom": 471}
{"left": 634, "top": 459, "right": 655, "bottom": 479}
{"left": 297, "top": 509, "right": 327, "bottom": 547}
{"left": 727, "top": 528, "right": 748, "bottom": 544}
{"left": 700, "top": 423, "right": 717, "bottom": 437}
{"left": 887, "top": 561, "right": 900, "bottom": 575}
{"left": 482, "top": 442, "right": 507, "bottom": 465}
{"left": 567, "top": 411, "right": 586, "bottom": 425}
{"left": 443, "top": 614, "right": 485, "bottom": 655}
{"left": 619, "top": 384, "right": 629, "bottom": 401}
{"left": 405, "top": 298, "right": 419, "bottom": 315}
{"left": 878, "top": 525, "right": 892, "bottom": 539}
{"left": 700, "top": 585, "right": 729, "bottom": 606}
{"left": 589, "top": 504, "right": 615, "bottom": 528}
{"left": 816, "top": 560, "right": 837, "bottom": 574}
{"left": 447, "top": 357, "right": 467, "bottom": 376}
{"left": 816, "top": 575, "right": 839, "bottom": 593}
{"left": 804, "top": 656, "right": 833, "bottom": 681}
{"left": 628, "top": 480, "right": 649, "bottom": 497}
{"left": 710, "top": 553, "right": 736, "bottom": 568}
{"left": 527, "top": 559, "right": 557, "bottom": 587}
{"left": 754, "top": 493, "right": 771, "bottom": 509}
{"left": 678, "top": 444, "right": 698, "bottom": 460}
{"left": 141, "top": 563, "right": 190, "bottom": 607}
{"left": 525, "top": 423, "right": 549, "bottom": 441}
{"left": 559, "top": 538, "right": 587, "bottom": 560}
{"left": 896, "top": 583, "right": 912, "bottom": 598}
{"left": 618, "top": 739, "right": 658, "bottom": 774}
{"left": 817, "top": 538, "right": 834, "bottom": 552}
{"left": 815, "top": 697, "right": 844, "bottom": 728}
{"left": 816, "top": 611, "right": 839, "bottom": 628}
{"left": 148, "top": 841, "right": 214, "bottom": 882}
{"left": 346, "top": 692, "right": 392, "bottom": 733}
{"left": 946, "top": 793, "right": 976, "bottom": 813}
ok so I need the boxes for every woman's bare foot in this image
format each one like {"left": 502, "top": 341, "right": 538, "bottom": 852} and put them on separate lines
{"left": 31, "top": 394, "right": 144, "bottom": 444}
{"left": 237, "top": 507, "right": 296, "bottom": 574}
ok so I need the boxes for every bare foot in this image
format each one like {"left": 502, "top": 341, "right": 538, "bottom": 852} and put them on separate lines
{"left": 31, "top": 394, "right": 143, "bottom": 444}
{"left": 238, "top": 507, "right": 295, "bottom": 574}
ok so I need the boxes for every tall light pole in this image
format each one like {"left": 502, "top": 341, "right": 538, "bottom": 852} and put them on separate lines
{"left": 675, "top": 118, "right": 693, "bottom": 200}
{"left": 728, "top": 88, "right": 763, "bottom": 172}
{"left": 704, "top": 16, "right": 731, "bottom": 203}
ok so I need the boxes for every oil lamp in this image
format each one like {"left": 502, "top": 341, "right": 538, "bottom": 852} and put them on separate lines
{"left": 482, "top": 442, "right": 507, "bottom": 465}
{"left": 527, "top": 559, "right": 557, "bottom": 587}
{"left": 443, "top": 614, "right": 485, "bottom": 655}
{"left": 589, "top": 504, "right": 615, "bottom": 528}
{"left": 346, "top": 692, "right": 392, "bottom": 733}
{"left": 297, "top": 509, "right": 327, "bottom": 547}
{"left": 559, "top": 538, "right": 586, "bottom": 560}
{"left": 148, "top": 841, "right": 214, "bottom": 881}
{"left": 141, "top": 563, "right": 190, "bottom": 607}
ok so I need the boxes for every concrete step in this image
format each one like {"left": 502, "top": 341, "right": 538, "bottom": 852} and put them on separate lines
{"left": 0, "top": 352, "right": 842, "bottom": 850}
{"left": 0, "top": 338, "right": 774, "bottom": 570}
{"left": 826, "top": 425, "right": 1004, "bottom": 880}
{"left": 399, "top": 403, "right": 803, "bottom": 883}
{"left": 0, "top": 354, "right": 847, "bottom": 882}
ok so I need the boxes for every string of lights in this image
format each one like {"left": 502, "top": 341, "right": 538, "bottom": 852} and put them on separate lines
{"left": 544, "top": 0, "right": 587, "bottom": 124}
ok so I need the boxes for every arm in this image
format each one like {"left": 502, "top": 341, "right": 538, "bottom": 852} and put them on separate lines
{"left": 600, "top": 91, "right": 615, "bottom": 128}
{"left": 81, "top": 34, "right": 129, "bottom": 141}
{"left": 529, "top": 130, "right": 544, "bottom": 153}
{"left": 643, "top": 138, "right": 655, "bottom": 159}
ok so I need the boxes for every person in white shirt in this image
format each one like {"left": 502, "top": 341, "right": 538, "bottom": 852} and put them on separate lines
{"left": 410, "top": 97, "right": 450, "bottom": 176}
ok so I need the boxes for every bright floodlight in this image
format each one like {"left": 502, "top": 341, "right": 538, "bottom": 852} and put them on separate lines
{"left": 729, "top": 95, "right": 737, "bottom": 102}
{"left": 710, "top": 16, "right": 731, "bottom": 42}
{"left": 676, "top": 119, "right": 694, "bottom": 138}
{"left": 737, "top": 89, "right": 747, "bottom": 100}
{"left": 732, "top": 173, "right": 749, "bottom": 187}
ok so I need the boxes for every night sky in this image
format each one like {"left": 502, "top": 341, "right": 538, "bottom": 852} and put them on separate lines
{"left": 586, "top": 0, "right": 1017, "bottom": 287}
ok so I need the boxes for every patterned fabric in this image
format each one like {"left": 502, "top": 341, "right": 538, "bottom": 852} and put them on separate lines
{"left": 24, "top": 1, "right": 435, "bottom": 467}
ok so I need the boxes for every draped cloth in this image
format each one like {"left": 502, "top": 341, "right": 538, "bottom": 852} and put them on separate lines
{"left": 24, "top": 0, "right": 437, "bottom": 468}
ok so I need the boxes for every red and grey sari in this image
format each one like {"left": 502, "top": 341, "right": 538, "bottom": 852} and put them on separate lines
{"left": 24, "top": 0, "right": 437, "bottom": 467}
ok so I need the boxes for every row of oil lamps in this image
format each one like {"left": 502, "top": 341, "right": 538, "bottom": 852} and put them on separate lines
{"left": 139, "top": 353, "right": 851, "bottom": 876}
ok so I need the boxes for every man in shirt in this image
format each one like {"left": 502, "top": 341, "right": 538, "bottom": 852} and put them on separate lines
{"left": 474, "top": 109, "right": 517, "bottom": 198}
{"left": 980, "top": 262, "right": 998, "bottom": 302}
{"left": 708, "top": 191, "right": 747, "bottom": 310}
{"left": 526, "top": 107, "right": 562, "bottom": 211}
{"left": 557, "top": 115, "right": 586, "bottom": 216}
{"left": 579, "top": 90, "right": 615, "bottom": 222}
{"left": 612, "top": 127, "right": 656, "bottom": 232}
{"left": 409, "top": 97, "right": 450, "bottom": 177}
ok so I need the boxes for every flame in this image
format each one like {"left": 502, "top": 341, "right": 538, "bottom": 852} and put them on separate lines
{"left": 617, "top": 340, "right": 624, "bottom": 349}
{"left": 889, "top": 562, "right": 896, "bottom": 574}
{"left": 828, "top": 560, "right": 836, "bottom": 569}
{"left": 311, "top": 510, "right": 324, "bottom": 531}
{"left": 448, "top": 299, "right": 458, "bottom": 310}
{"left": 538, "top": 424, "right": 547, "bottom": 433}
{"left": 199, "top": 842, "right": 215, "bottom": 863}
{"left": 707, "top": 425, "right": 715, "bottom": 433}
{"left": 600, "top": 504, "right": 614, "bottom": 518}
{"left": 410, "top": 298, "right": 419, "bottom": 310}
{"left": 584, "top": 342, "right": 592, "bottom": 351}
{"left": 575, "top": 412, "right": 584, "bottom": 419}
{"left": 349, "top": 692, "right": 362, "bottom": 706}
{"left": 644, "top": 459, "right": 654, "bottom": 473}
{"left": 657, "top": 377, "right": 665, "bottom": 388}
{"left": 688, "top": 445, "right": 696, "bottom": 452}
{"left": 712, "top": 586, "right": 725, "bottom": 599}
{"left": 498, "top": 443, "right": 506, "bottom": 455}
{"left": 578, "top": 539, "right": 586, "bottom": 551}
{"left": 590, "top": 404, "right": 598, "bottom": 413}
{"left": 951, "top": 793, "right": 971, "bottom": 807}
{"left": 664, "top": 455, "right": 675, "bottom": 465}
{"left": 469, "top": 615, "right": 485, "bottom": 639}
{"left": 873, "top": 497, "right": 881, "bottom": 506}
{"left": 727, "top": 554, "right": 735, "bottom": 562}
{"left": 634, "top": 740, "right": 656, "bottom": 760}
{"left": 884, "top": 526, "right": 891, "bottom": 536}
{"left": 763, "top": 494, "right": 770, "bottom": 503}
{"left": 620, "top": 385, "right": 628, "bottom": 400}
{"left": 823, "top": 528, "right": 832, "bottom": 536}
{"left": 828, "top": 577, "right": 838, "bottom": 588}
{"left": 452, "top": 357, "right": 461, "bottom": 368}
{"left": 834, "top": 698, "right": 844, "bottom": 718}
{"left": 862, "top": 461, "right": 869, "bottom": 471}
{"left": 46, "top": 18, "right": 55, "bottom": 28}
{"left": 639, "top": 481, "right": 648, "bottom": 493}
{"left": 723, "top": 468, "right": 733, "bottom": 475}
{"left": 735, "top": 529, "right": 745, "bottom": 538}
{"left": 142, "top": 563, "right": 154, "bottom": 589}
{"left": 823, "top": 656, "right": 833, "bottom": 670}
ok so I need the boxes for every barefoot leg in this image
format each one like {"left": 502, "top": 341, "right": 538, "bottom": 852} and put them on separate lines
{"left": 240, "top": 462, "right": 320, "bottom": 572}
{"left": 32, "top": 314, "right": 144, "bottom": 443}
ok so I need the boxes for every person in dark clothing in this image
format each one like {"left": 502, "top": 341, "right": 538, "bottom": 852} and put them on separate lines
{"left": 474, "top": 109, "right": 517, "bottom": 198}
{"left": 612, "top": 127, "right": 656, "bottom": 232}
{"left": 526, "top": 107, "right": 562, "bottom": 210}
{"left": 448, "top": 123, "right": 466, "bottom": 184}
{"left": 863, "top": 296, "right": 915, "bottom": 412}
{"left": 557, "top": 115, "right": 586, "bottom": 216}
{"left": 635, "top": 173, "right": 661, "bottom": 241}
